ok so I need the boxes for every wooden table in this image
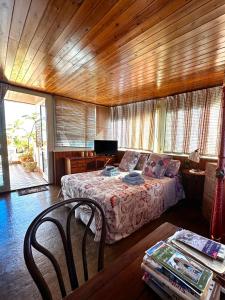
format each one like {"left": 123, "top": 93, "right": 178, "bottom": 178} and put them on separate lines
{"left": 65, "top": 222, "right": 178, "bottom": 300}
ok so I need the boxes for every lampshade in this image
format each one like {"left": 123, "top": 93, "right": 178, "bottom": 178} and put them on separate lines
{"left": 188, "top": 149, "right": 200, "bottom": 163}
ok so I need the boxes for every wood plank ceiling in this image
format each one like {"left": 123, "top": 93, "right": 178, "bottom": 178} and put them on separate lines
{"left": 1, "top": 0, "right": 225, "bottom": 106}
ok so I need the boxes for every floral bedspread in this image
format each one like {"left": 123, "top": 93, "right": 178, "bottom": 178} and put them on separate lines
{"left": 61, "top": 171, "right": 184, "bottom": 244}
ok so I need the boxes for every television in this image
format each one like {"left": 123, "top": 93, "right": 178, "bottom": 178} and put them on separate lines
{"left": 94, "top": 140, "right": 118, "bottom": 155}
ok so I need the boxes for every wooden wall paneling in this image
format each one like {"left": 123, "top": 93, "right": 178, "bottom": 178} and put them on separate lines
{"left": 44, "top": 0, "right": 168, "bottom": 88}
{"left": 14, "top": 0, "right": 70, "bottom": 83}
{"left": 26, "top": 0, "right": 109, "bottom": 87}
{"left": 10, "top": 0, "right": 50, "bottom": 81}
{"left": 39, "top": 0, "right": 120, "bottom": 88}
{"left": 21, "top": 0, "right": 83, "bottom": 84}
{"left": 15, "top": 0, "right": 64, "bottom": 83}
{"left": 39, "top": 0, "right": 138, "bottom": 88}
{"left": 42, "top": 0, "right": 196, "bottom": 93}
{"left": 106, "top": 69, "right": 223, "bottom": 106}
{"left": 60, "top": 0, "right": 225, "bottom": 95}
{"left": 1, "top": 0, "right": 225, "bottom": 105}
{"left": 0, "top": 0, "right": 14, "bottom": 77}
{"left": 47, "top": 0, "right": 225, "bottom": 101}
{"left": 103, "top": 0, "right": 225, "bottom": 70}
{"left": 4, "top": 0, "right": 32, "bottom": 80}
{"left": 55, "top": 0, "right": 216, "bottom": 84}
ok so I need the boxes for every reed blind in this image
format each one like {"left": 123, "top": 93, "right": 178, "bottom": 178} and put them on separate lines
{"left": 164, "top": 86, "right": 222, "bottom": 156}
{"left": 55, "top": 97, "right": 96, "bottom": 148}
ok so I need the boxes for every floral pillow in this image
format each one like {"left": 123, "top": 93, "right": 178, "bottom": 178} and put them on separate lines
{"left": 143, "top": 153, "right": 171, "bottom": 178}
{"left": 135, "top": 154, "right": 149, "bottom": 170}
{"left": 119, "top": 151, "right": 140, "bottom": 171}
{"left": 165, "top": 159, "right": 181, "bottom": 178}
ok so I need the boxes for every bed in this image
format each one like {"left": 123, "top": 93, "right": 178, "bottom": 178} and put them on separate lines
{"left": 61, "top": 170, "right": 184, "bottom": 244}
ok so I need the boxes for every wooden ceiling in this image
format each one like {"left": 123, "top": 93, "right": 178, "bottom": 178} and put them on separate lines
{"left": 4, "top": 90, "right": 45, "bottom": 105}
{"left": 1, "top": 0, "right": 225, "bottom": 106}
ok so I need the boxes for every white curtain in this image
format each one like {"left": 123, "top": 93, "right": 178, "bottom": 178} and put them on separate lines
{"left": 164, "top": 86, "right": 222, "bottom": 156}
{"left": 111, "top": 100, "right": 156, "bottom": 151}
{"left": 96, "top": 105, "right": 112, "bottom": 140}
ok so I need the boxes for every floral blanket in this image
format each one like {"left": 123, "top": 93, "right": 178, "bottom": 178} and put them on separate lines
{"left": 61, "top": 171, "right": 184, "bottom": 244}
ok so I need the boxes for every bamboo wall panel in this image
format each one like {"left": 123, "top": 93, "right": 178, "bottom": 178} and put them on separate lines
{"left": 1, "top": 0, "right": 225, "bottom": 106}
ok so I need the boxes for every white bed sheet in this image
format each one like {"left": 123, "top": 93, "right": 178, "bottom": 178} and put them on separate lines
{"left": 61, "top": 170, "right": 184, "bottom": 244}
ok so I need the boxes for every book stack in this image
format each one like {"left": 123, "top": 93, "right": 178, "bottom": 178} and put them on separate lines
{"left": 141, "top": 230, "right": 225, "bottom": 300}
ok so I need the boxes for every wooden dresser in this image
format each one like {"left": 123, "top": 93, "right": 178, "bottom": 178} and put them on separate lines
{"left": 65, "top": 155, "right": 115, "bottom": 174}
{"left": 53, "top": 150, "right": 119, "bottom": 185}
{"left": 202, "top": 162, "right": 217, "bottom": 221}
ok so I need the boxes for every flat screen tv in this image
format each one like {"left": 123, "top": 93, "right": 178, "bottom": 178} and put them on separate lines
{"left": 94, "top": 140, "right": 118, "bottom": 155}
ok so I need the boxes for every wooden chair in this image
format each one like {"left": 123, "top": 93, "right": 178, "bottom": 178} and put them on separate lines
{"left": 23, "top": 198, "right": 106, "bottom": 300}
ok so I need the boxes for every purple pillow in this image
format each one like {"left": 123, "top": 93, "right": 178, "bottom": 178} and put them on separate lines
{"left": 165, "top": 159, "right": 181, "bottom": 177}
{"left": 135, "top": 154, "right": 149, "bottom": 170}
{"left": 143, "top": 153, "right": 171, "bottom": 178}
{"left": 119, "top": 151, "right": 140, "bottom": 171}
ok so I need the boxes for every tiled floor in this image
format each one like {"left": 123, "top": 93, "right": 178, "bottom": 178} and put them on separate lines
{"left": 9, "top": 164, "right": 47, "bottom": 191}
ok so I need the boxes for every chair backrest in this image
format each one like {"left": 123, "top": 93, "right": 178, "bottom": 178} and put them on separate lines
{"left": 24, "top": 198, "right": 106, "bottom": 300}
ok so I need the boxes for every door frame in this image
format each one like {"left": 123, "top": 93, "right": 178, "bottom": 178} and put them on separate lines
{"left": 4, "top": 85, "right": 54, "bottom": 186}
{"left": 39, "top": 103, "right": 48, "bottom": 181}
{"left": 0, "top": 101, "right": 10, "bottom": 192}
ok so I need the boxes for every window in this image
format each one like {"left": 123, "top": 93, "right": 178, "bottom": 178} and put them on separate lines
{"left": 96, "top": 105, "right": 112, "bottom": 140}
{"left": 55, "top": 97, "right": 96, "bottom": 148}
{"left": 111, "top": 100, "right": 156, "bottom": 151}
{"left": 163, "top": 86, "right": 222, "bottom": 157}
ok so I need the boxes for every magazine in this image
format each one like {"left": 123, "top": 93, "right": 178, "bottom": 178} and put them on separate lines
{"left": 171, "top": 240, "right": 225, "bottom": 274}
{"left": 143, "top": 254, "right": 201, "bottom": 298}
{"left": 142, "top": 268, "right": 219, "bottom": 300}
{"left": 141, "top": 263, "right": 199, "bottom": 300}
{"left": 171, "top": 230, "right": 225, "bottom": 260}
{"left": 145, "top": 241, "right": 165, "bottom": 256}
{"left": 142, "top": 271, "right": 181, "bottom": 300}
{"left": 150, "top": 243, "right": 213, "bottom": 293}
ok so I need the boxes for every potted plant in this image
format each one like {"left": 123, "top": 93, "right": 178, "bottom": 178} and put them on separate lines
{"left": 7, "top": 112, "right": 40, "bottom": 172}
{"left": 23, "top": 161, "right": 37, "bottom": 172}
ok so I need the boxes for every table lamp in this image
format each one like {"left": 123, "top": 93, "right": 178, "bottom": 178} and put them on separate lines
{"left": 188, "top": 149, "right": 200, "bottom": 173}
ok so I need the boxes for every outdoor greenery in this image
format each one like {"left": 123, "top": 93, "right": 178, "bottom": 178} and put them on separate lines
{"left": 7, "top": 112, "right": 39, "bottom": 158}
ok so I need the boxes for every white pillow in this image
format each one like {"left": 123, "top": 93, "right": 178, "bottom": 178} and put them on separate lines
{"left": 119, "top": 151, "right": 140, "bottom": 171}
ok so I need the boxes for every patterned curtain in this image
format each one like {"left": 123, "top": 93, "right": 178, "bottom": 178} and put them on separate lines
{"left": 0, "top": 82, "right": 9, "bottom": 103}
{"left": 210, "top": 85, "right": 225, "bottom": 243}
{"left": 111, "top": 100, "right": 156, "bottom": 151}
{"left": 164, "top": 86, "right": 222, "bottom": 156}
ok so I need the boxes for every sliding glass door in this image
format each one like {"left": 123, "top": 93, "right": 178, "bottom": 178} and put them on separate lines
{"left": 0, "top": 101, "right": 10, "bottom": 192}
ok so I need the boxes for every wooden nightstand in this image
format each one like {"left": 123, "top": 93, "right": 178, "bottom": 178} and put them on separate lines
{"left": 202, "top": 162, "right": 217, "bottom": 221}
{"left": 182, "top": 169, "right": 205, "bottom": 208}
